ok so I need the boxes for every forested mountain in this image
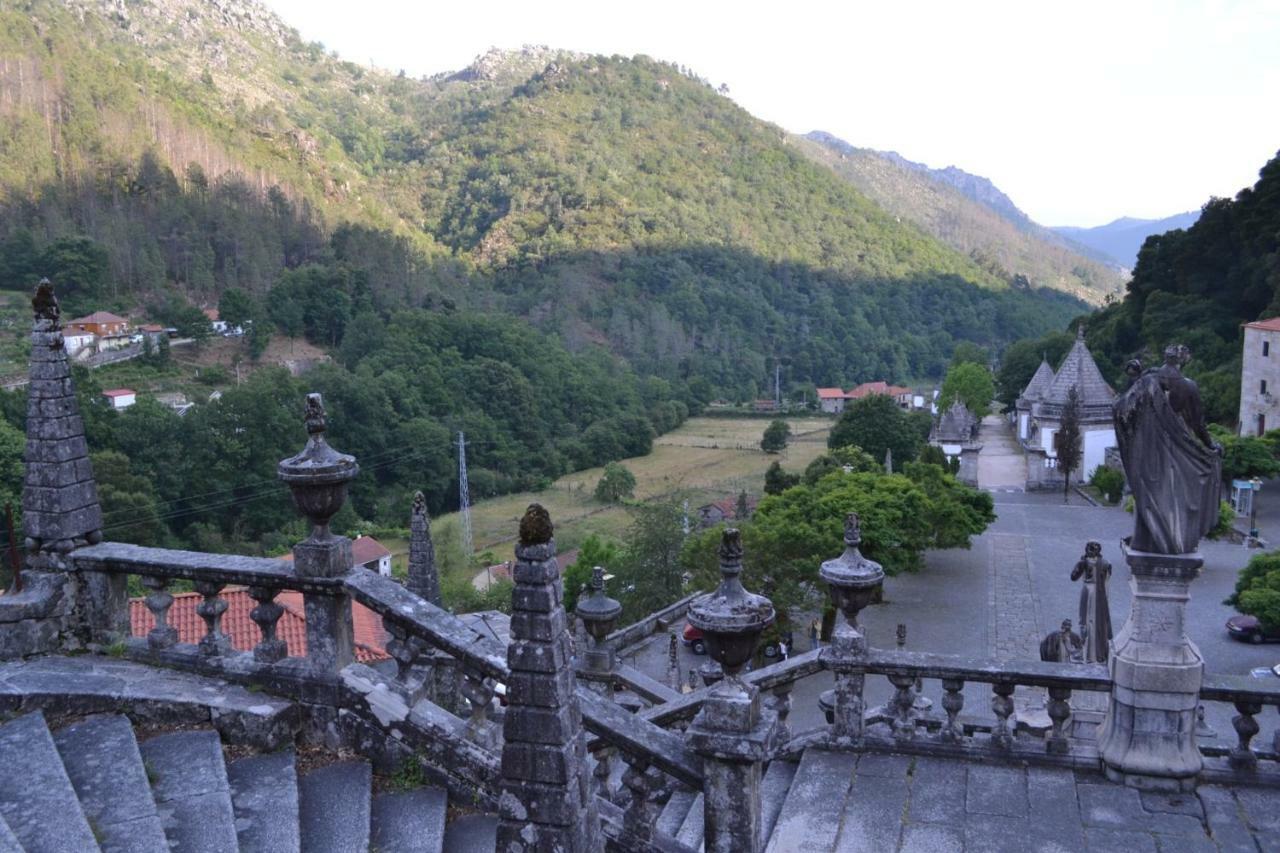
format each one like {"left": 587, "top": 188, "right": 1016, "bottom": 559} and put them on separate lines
{"left": 800, "top": 132, "right": 1124, "bottom": 303}
{"left": 0, "top": 0, "right": 1094, "bottom": 552}
{"left": 1078, "top": 151, "right": 1279, "bottom": 425}
{"left": 1052, "top": 212, "right": 1201, "bottom": 269}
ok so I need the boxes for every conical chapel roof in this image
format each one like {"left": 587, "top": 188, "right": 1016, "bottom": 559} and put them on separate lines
{"left": 1043, "top": 328, "right": 1114, "bottom": 407}
{"left": 1020, "top": 359, "right": 1056, "bottom": 402}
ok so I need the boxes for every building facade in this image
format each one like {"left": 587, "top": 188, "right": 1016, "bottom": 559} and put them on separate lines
{"left": 1019, "top": 329, "right": 1117, "bottom": 488}
{"left": 1238, "top": 318, "right": 1280, "bottom": 436}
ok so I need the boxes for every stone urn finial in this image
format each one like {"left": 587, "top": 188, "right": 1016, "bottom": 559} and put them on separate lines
{"left": 278, "top": 393, "right": 359, "bottom": 543}
{"left": 820, "top": 512, "right": 884, "bottom": 631}
{"left": 687, "top": 528, "right": 774, "bottom": 678}
{"left": 576, "top": 565, "right": 622, "bottom": 647}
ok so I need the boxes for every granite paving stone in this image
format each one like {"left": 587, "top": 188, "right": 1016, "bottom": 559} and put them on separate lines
{"left": 854, "top": 752, "right": 912, "bottom": 778}
{"left": 963, "top": 814, "right": 1035, "bottom": 853}
{"left": 0, "top": 711, "right": 98, "bottom": 853}
{"left": 1026, "top": 766, "right": 1086, "bottom": 851}
{"left": 965, "top": 764, "right": 1029, "bottom": 818}
{"left": 760, "top": 760, "right": 798, "bottom": 842}
{"left": 370, "top": 788, "right": 448, "bottom": 853}
{"left": 1233, "top": 788, "right": 1280, "bottom": 832}
{"left": 443, "top": 814, "right": 499, "bottom": 853}
{"left": 765, "top": 750, "right": 856, "bottom": 853}
{"left": 1154, "top": 835, "right": 1225, "bottom": 853}
{"left": 1078, "top": 782, "right": 1153, "bottom": 828}
{"left": 901, "top": 823, "right": 964, "bottom": 853}
{"left": 298, "top": 760, "right": 372, "bottom": 853}
{"left": 1143, "top": 791, "right": 1208, "bottom": 820}
{"left": 907, "top": 757, "right": 967, "bottom": 825}
{"left": 227, "top": 749, "right": 301, "bottom": 853}
{"left": 140, "top": 730, "right": 238, "bottom": 853}
{"left": 0, "top": 815, "right": 20, "bottom": 853}
{"left": 834, "top": 771, "right": 907, "bottom": 853}
{"left": 1086, "top": 827, "right": 1159, "bottom": 852}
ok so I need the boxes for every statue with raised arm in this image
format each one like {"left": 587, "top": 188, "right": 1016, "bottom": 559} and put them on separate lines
{"left": 1071, "top": 541, "right": 1112, "bottom": 663}
{"left": 1113, "top": 345, "right": 1222, "bottom": 554}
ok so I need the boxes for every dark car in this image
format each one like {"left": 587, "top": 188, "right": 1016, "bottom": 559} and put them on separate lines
{"left": 1226, "top": 614, "right": 1280, "bottom": 644}
{"left": 682, "top": 621, "right": 706, "bottom": 655}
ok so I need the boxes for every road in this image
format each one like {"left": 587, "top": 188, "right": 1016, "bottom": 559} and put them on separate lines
{"left": 624, "top": 490, "right": 1276, "bottom": 748}
{"left": 976, "top": 414, "right": 1027, "bottom": 491}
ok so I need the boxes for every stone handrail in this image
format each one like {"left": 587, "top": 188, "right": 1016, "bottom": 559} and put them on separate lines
{"left": 71, "top": 542, "right": 341, "bottom": 592}
{"left": 1198, "top": 672, "right": 1280, "bottom": 771}
{"left": 607, "top": 592, "right": 699, "bottom": 651}
{"left": 346, "top": 570, "right": 704, "bottom": 788}
{"left": 1200, "top": 673, "right": 1280, "bottom": 706}
{"left": 860, "top": 648, "right": 1112, "bottom": 691}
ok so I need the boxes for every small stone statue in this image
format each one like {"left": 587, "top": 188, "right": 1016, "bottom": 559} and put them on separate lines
{"left": 1071, "top": 541, "right": 1113, "bottom": 664}
{"left": 1040, "top": 619, "right": 1084, "bottom": 663}
{"left": 1114, "top": 344, "right": 1222, "bottom": 554}
{"left": 32, "top": 278, "right": 59, "bottom": 322}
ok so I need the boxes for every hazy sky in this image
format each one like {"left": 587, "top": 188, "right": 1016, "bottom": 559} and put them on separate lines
{"left": 261, "top": 0, "right": 1280, "bottom": 227}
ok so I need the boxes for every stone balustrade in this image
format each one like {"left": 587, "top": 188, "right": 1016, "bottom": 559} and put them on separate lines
{"left": 1199, "top": 674, "right": 1280, "bottom": 778}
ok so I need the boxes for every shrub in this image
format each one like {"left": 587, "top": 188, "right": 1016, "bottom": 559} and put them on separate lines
{"left": 1090, "top": 467, "right": 1125, "bottom": 504}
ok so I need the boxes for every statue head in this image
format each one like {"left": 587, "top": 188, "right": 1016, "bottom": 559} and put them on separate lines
{"left": 844, "top": 512, "right": 861, "bottom": 546}
{"left": 1085, "top": 540, "right": 1102, "bottom": 559}
{"left": 1163, "top": 344, "right": 1181, "bottom": 365}
{"left": 1125, "top": 359, "right": 1143, "bottom": 378}
{"left": 1061, "top": 618, "right": 1073, "bottom": 633}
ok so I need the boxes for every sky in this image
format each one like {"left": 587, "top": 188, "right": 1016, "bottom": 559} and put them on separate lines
{"left": 261, "top": 0, "right": 1280, "bottom": 227}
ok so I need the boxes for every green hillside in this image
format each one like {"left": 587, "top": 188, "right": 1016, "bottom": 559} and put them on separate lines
{"left": 1076, "top": 150, "right": 1280, "bottom": 423}
{"left": 0, "top": 0, "right": 1084, "bottom": 397}
{"left": 798, "top": 133, "right": 1124, "bottom": 304}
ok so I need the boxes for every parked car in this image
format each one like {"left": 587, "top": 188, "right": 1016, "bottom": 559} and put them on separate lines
{"left": 1249, "top": 665, "right": 1280, "bottom": 679}
{"left": 1226, "top": 614, "right": 1280, "bottom": 644}
{"left": 682, "top": 622, "right": 706, "bottom": 655}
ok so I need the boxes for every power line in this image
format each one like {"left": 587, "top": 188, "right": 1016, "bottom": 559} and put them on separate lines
{"left": 458, "top": 431, "right": 473, "bottom": 559}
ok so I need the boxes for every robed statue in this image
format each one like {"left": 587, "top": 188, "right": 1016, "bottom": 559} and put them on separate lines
{"left": 1040, "top": 619, "right": 1083, "bottom": 663}
{"left": 1113, "top": 345, "right": 1222, "bottom": 554}
{"left": 1071, "top": 541, "right": 1112, "bottom": 663}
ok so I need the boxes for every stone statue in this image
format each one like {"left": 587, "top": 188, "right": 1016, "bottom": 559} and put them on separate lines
{"left": 1113, "top": 344, "right": 1222, "bottom": 554}
{"left": 1040, "top": 619, "right": 1083, "bottom": 663}
{"left": 1071, "top": 541, "right": 1112, "bottom": 663}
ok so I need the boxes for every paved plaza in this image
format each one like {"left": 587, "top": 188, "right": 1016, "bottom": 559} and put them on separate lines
{"left": 625, "top": 488, "right": 1279, "bottom": 748}
{"left": 765, "top": 750, "right": 1278, "bottom": 852}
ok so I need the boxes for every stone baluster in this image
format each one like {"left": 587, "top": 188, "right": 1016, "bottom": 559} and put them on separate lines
{"left": 1046, "top": 686, "right": 1072, "bottom": 755}
{"left": 247, "top": 585, "right": 287, "bottom": 663}
{"left": 193, "top": 580, "right": 231, "bottom": 656}
{"left": 577, "top": 566, "right": 622, "bottom": 799}
{"left": 991, "top": 682, "right": 1015, "bottom": 749}
{"left": 1274, "top": 706, "right": 1280, "bottom": 756}
{"left": 888, "top": 672, "right": 916, "bottom": 742}
{"left": 685, "top": 529, "right": 779, "bottom": 853}
{"left": 461, "top": 670, "right": 498, "bottom": 749}
{"left": 940, "top": 678, "right": 965, "bottom": 742}
{"left": 141, "top": 576, "right": 177, "bottom": 650}
{"left": 619, "top": 755, "right": 663, "bottom": 847}
{"left": 1229, "top": 699, "right": 1263, "bottom": 770}
{"left": 383, "top": 620, "right": 430, "bottom": 699}
{"left": 770, "top": 682, "right": 793, "bottom": 744}
{"left": 278, "top": 394, "right": 357, "bottom": 674}
{"left": 819, "top": 513, "right": 883, "bottom": 745}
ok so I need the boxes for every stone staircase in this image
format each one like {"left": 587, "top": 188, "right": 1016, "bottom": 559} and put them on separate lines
{"left": 0, "top": 710, "right": 497, "bottom": 853}
{"left": 656, "top": 758, "right": 798, "bottom": 852}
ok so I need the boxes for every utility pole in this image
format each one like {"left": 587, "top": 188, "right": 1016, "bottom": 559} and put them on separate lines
{"left": 458, "top": 432, "right": 474, "bottom": 559}
{"left": 774, "top": 359, "right": 781, "bottom": 406}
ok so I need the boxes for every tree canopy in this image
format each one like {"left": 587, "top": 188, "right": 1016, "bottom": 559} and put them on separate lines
{"left": 828, "top": 395, "right": 928, "bottom": 471}
{"left": 937, "top": 362, "right": 995, "bottom": 417}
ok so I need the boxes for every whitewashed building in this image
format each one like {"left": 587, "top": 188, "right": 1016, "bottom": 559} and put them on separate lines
{"left": 1021, "top": 329, "right": 1117, "bottom": 488}
{"left": 1238, "top": 317, "right": 1280, "bottom": 436}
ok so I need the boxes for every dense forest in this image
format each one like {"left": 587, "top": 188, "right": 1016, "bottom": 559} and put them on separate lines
{"left": 1075, "top": 151, "right": 1280, "bottom": 424}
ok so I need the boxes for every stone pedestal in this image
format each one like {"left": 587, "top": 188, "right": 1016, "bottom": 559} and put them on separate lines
{"left": 686, "top": 677, "right": 781, "bottom": 853}
{"left": 1097, "top": 545, "right": 1204, "bottom": 791}
{"left": 821, "top": 621, "right": 867, "bottom": 744}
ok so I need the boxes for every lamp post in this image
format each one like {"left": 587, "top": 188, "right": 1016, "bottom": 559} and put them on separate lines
{"left": 1250, "top": 477, "right": 1262, "bottom": 541}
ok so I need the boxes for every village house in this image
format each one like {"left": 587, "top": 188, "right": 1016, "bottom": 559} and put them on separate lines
{"left": 816, "top": 381, "right": 915, "bottom": 414}
{"left": 697, "top": 494, "right": 759, "bottom": 528}
{"left": 279, "top": 534, "right": 393, "bottom": 577}
{"left": 66, "top": 310, "right": 131, "bottom": 350}
{"left": 62, "top": 329, "right": 97, "bottom": 357}
{"left": 1238, "top": 317, "right": 1280, "bottom": 436}
{"left": 101, "top": 388, "right": 136, "bottom": 410}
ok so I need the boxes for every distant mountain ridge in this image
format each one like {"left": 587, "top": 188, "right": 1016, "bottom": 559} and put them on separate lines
{"left": 1052, "top": 212, "right": 1201, "bottom": 269}
{"left": 801, "top": 131, "right": 1124, "bottom": 303}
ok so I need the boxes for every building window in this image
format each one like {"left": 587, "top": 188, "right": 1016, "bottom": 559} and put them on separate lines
{"left": 1265, "top": 340, "right": 1271, "bottom": 357}
{"left": 1260, "top": 414, "right": 1267, "bottom": 436}
{"left": 1263, "top": 380, "right": 1269, "bottom": 395}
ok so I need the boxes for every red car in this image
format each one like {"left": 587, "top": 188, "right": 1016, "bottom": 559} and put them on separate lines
{"left": 1227, "top": 614, "right": 1280, "bottom": 644}
{"left": 682, "top": 622, "right": 707, "bottom": 655}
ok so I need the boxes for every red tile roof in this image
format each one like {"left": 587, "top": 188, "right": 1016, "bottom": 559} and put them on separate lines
{"left": 102, "top": 389, "right": 136, "bottom": 397}
{"left": 129, "top": 586, "right": 388, "bottom": 663}
{"left": 817, "top": 387, "right": 850, "bottom": 399}
{"left": 1245, "top": 317, "right": 1280, "bottom": 332}
{"left": 848, "top": 381, "right": 912, "bottom": 399}
{"left": 351, "top": 536, "right": 391, "bottom": 564}
{"left": 68, "top": 311, "right": 127, "bottom": 325}
{"left": 203, "top": 308, "right": 220, "bottom": 321}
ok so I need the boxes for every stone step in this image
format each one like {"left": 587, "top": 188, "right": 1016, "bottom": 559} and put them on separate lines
{"left": 0, "top": 710, "right": 99, "bottom": 853}
{"left": 227, "top": 749, "right": 301, "bottom": 853}
{"left": 0, "top": 813, "right": 25, "bottom": 853}
{"left": 370, "top": 788, "right": 448, "bottom": 853}
{"left": 761, "top": 759, "right": 799, "bottom": 842}
{"left": 139, "top": 730, "right": 238, "bottom": 853}
{"left": 298, "top": 760, "right": 372, "bottom": 853}
{"left": 442, "top": 814, "right": 498, "bottom": 853}
{"left": 764, "top": 749, "right": 857, "bottom": 853}
{"left": 53, "top": 714, "right": 169, "bottom": 853}
{"left": 656, "top": 787, "right": 698, "bottom": 839}
{"left": 675, "top": 792, "right": 704, "bottom": 851}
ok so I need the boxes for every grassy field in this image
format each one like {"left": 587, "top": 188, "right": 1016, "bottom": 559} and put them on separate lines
{"left": 434, "top": 416, "right": 832, "bottom": 557}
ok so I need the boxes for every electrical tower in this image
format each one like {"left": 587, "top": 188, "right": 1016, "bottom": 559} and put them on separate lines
{"left": 457, "top": 431, "right": 474, "bottom": 558}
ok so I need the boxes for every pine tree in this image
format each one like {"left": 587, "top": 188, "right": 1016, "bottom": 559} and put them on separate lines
{"left": 1058, "top": 386, "right": 1083, "bottom": 503}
